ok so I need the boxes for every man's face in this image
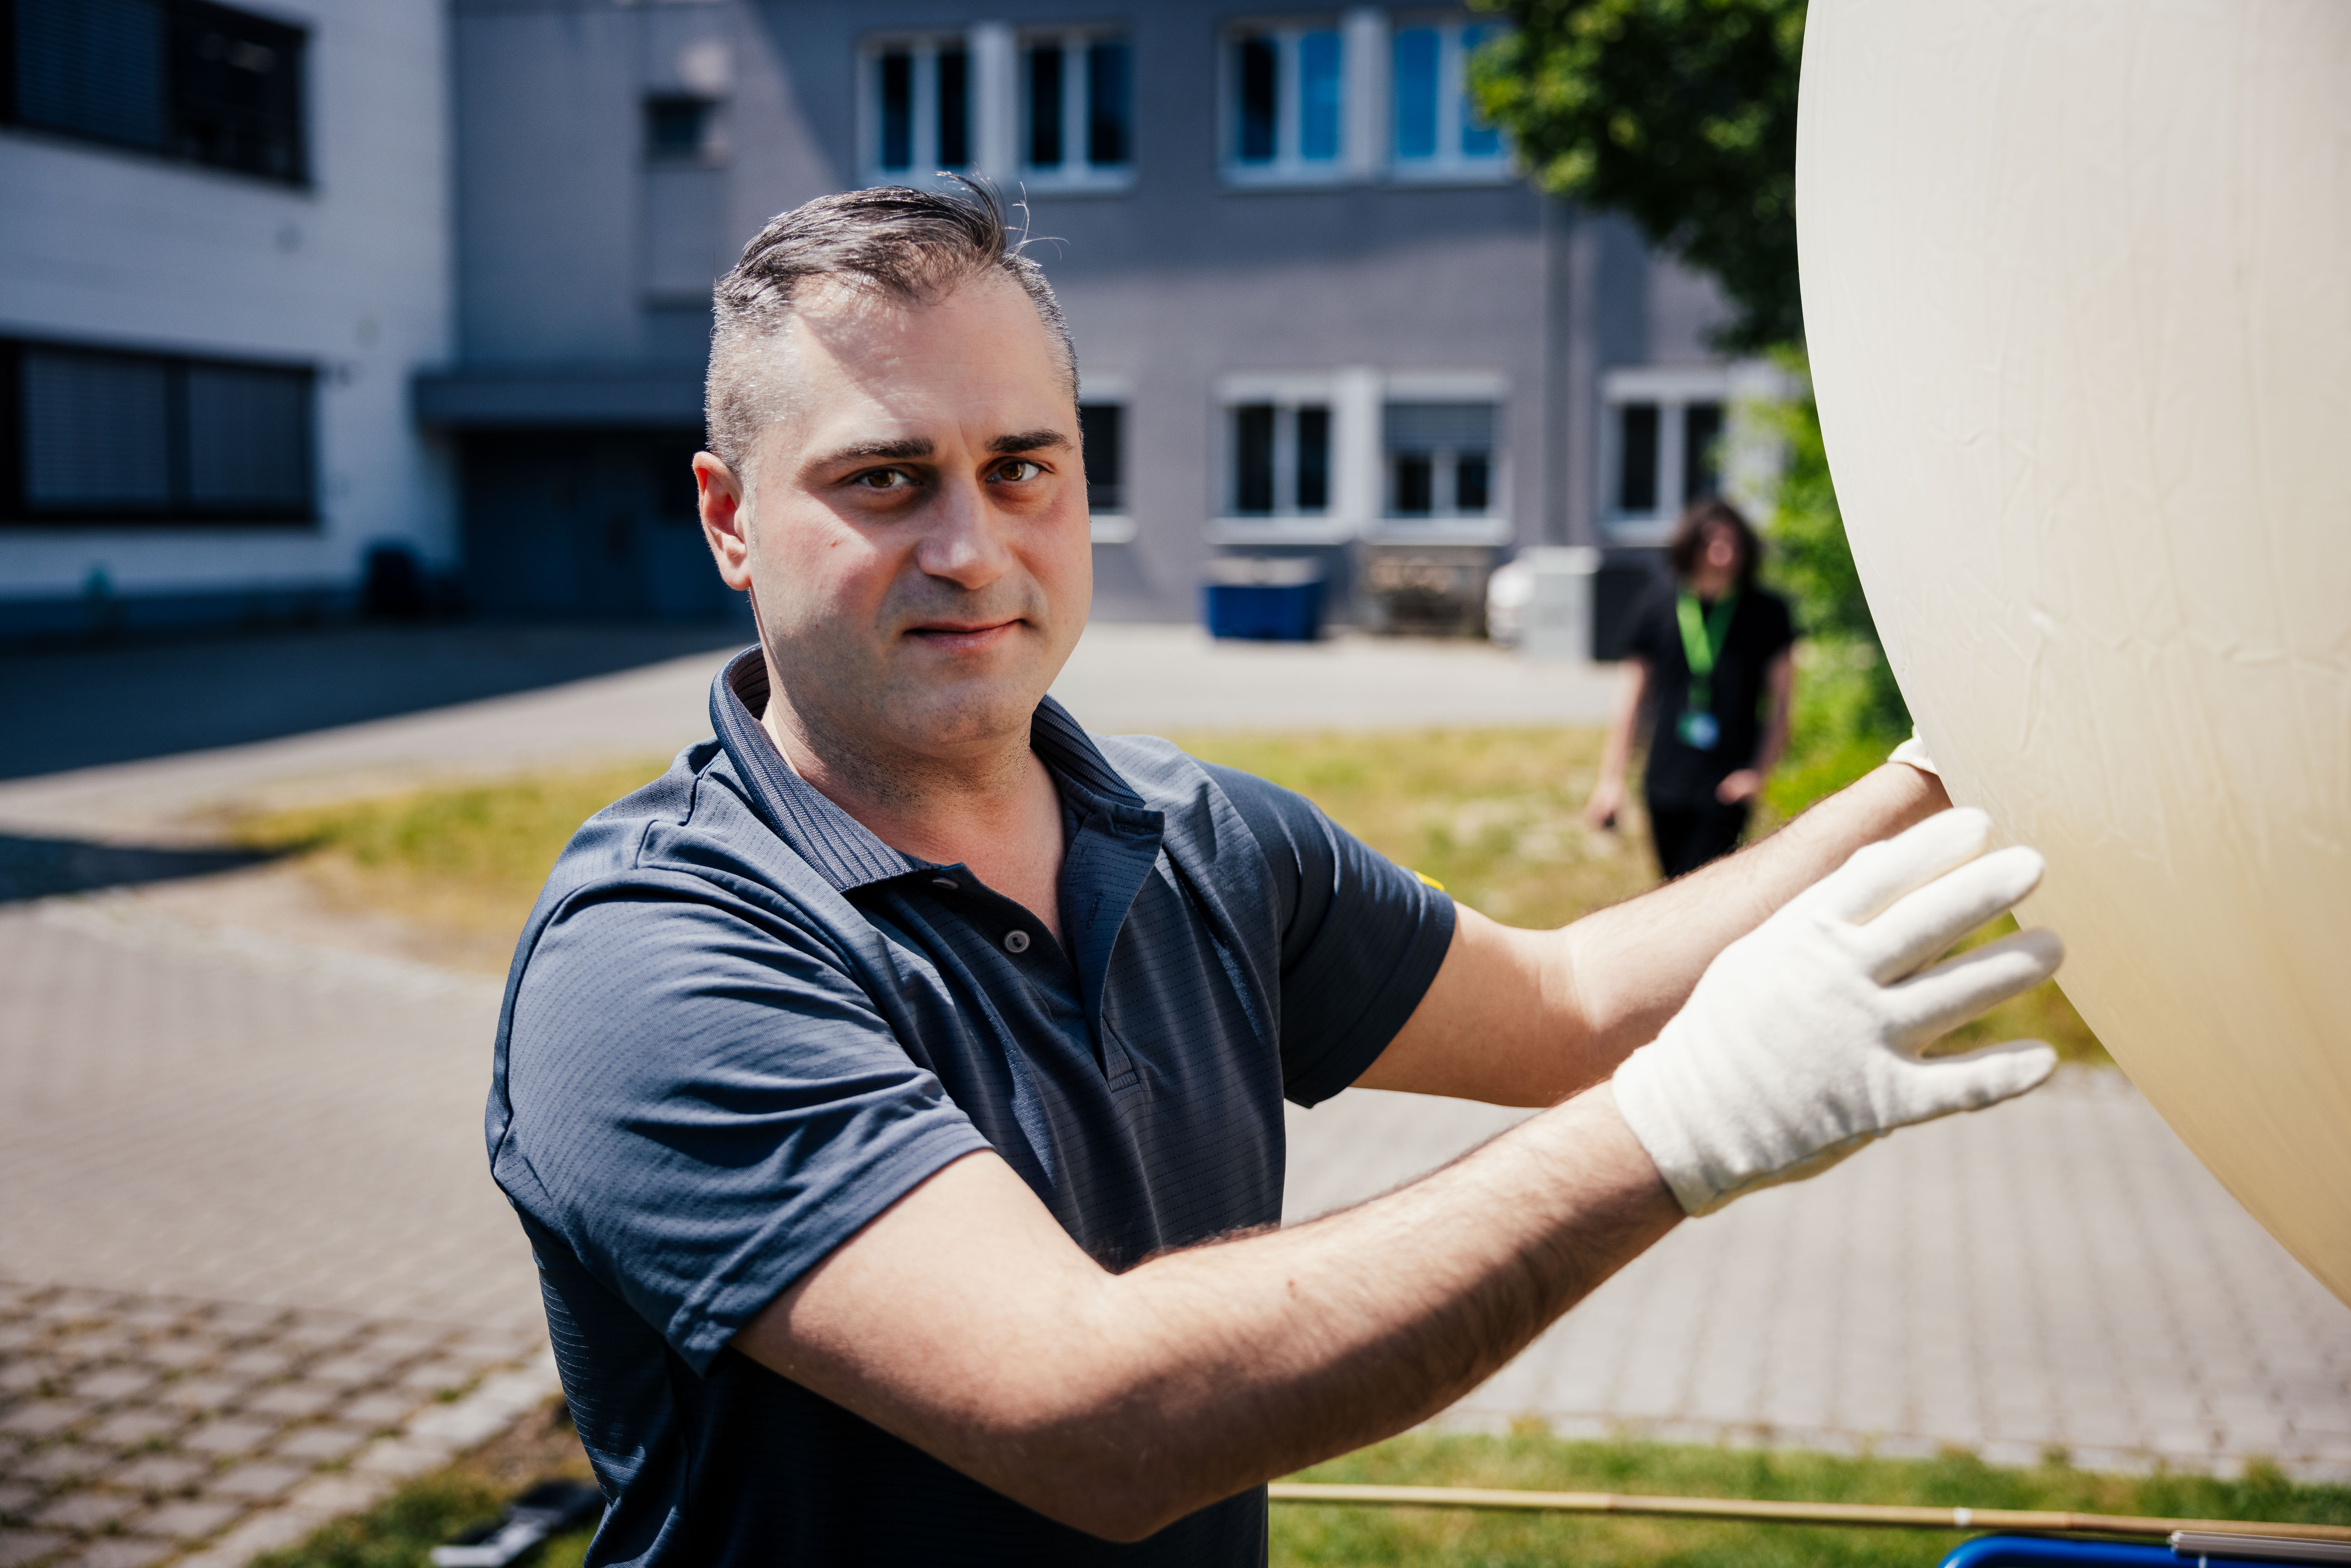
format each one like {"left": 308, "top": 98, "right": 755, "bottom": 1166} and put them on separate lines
{"left": 698, "top": 272, "right": 1091, "bottom": 765}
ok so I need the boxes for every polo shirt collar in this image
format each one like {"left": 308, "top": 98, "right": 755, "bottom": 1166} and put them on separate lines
{"left": 707, "top": 647, "right": 1158, "bottom": 894}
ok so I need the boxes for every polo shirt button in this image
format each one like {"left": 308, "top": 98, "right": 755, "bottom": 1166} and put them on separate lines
{"left": 1003, "top": 930, "right": 1031, "bottom": 954}
{"left": 931, "top": 876, "right": 959, "bottom": 891}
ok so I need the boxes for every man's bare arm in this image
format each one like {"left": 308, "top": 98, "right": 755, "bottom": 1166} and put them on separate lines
{"left": 736, "top": 1085, "right": 1677, "bottom": 1542}
{"left": 1359, "top": 760, "right": 1951, "bottom": 1106}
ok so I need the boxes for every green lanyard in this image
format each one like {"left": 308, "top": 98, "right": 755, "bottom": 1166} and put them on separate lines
{"left": 1675, "top": 590, "right": 1739, "bottom": 714}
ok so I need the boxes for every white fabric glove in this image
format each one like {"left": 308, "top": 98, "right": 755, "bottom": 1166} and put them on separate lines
{"left": 1612, "top": 808, "right": 2062, "bottom": 1216}
{"left": 1887, "top": 725, "right": 1939, "bottom": 776}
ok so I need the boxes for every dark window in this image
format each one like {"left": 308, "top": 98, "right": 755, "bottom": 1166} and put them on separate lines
{"left": 5, "top": 0, "right": 306, "bottom": 183}
{"left": 878, "top": 50, "right": 912, "bottom": 169}
{"left": 1235, "top": 35, "right": 1276, "bottom": 163}
{"left": 1617, "top": 402, "right": 1659, "bottom": 512}
{"left": 1682, "top": 400, "right": 1724, "bottom": 502}
{"left": 937, "top": 48, "right": 968, "bottom": 167}
{"left": 1455, "top": 453, "right": 1490, "bottom": 512}
{"left": 644, "top": 96, "right": 712, "bottom": 160}
{"left": 1086, "top": 40, "right": 1128, "bottom": 166}
{"left": 1295, "top": 406, "right": 1330, "bottom": 511}
{"left": 2, "top": 338, "right": 313, "bottom": 524}
{"left": 1026, "top": 43, "right": 1062, "bottom": 167}
{"left": 1392, "top": 454, "right": 1433, "bottom": 515}
{"left": 1233, "top": 403, "right": 1275, "bottom": 514}
{"left": 1078, "top": 402, "right": 1123, "bottom": 513}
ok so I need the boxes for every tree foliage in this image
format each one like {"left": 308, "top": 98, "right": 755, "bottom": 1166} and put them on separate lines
{"left": 1468, "top": 0, "right": 1805, "bottom": 351}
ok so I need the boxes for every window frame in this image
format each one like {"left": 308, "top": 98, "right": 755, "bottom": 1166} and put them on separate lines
{"left": 859, "top": 31, "right": 975, "bottom": 186}
{"left": 1368, "top": 375, "right": 1511, "bottom": 544}
{"left": 1386, "top": 14, "right": 1513, "bottom": 185}
{"left": 1076, "top": 395, "right": 1136, "bottom": 542}
{"left": 1219, "top": 16, "right": 1350, "bottom": 189}
{"left": 1599, "top": 364, "right": 1782, "bottom": 545}
{"left": 0, "top": 335, "right": 318, "bottom": 528}
{"left": 0, "top": 0, "right": 310, "bottom": 187}
{"left": 1018, "top": 28, "right": 1134, "bottom": 194}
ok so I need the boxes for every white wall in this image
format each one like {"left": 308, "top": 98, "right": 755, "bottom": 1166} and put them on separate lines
{"left": 0, "top": 0, "right": 453, "bottom": 607}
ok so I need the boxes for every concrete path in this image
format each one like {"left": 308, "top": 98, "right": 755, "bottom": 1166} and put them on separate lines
{"left": 1, "top": 621, "right": 2346, "bottom": 1568}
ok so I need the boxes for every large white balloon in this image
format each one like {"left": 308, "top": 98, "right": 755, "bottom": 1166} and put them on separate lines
{"left": 1797, "top": 2, "right": 2351, "bottom": 1305}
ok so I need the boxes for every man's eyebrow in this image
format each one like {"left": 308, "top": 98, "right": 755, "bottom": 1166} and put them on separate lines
{"left": 809, "top": 436, "right": 935, "bottom": 469}
{"left": 989, "top": 429, "right": 1071, "bottom": 454}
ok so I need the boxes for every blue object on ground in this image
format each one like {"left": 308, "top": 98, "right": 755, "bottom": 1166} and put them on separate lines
{"left": 1937, "top": 1537, "right": 2288, "bottom": 1568}
{"left": 1203, "top": 558, "right": 1326, "bottom": 641}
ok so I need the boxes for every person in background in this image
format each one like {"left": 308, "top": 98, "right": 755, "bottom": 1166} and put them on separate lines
{"left": 1586, "top": 498, "right": 1796, "bottom": 878}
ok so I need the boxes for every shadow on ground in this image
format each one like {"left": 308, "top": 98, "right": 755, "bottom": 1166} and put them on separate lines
{"left": 0, "top": 832, "right": 281, "bottom": 902}
{"left": 0, "top": 621, "right": 748, "bottom": 780}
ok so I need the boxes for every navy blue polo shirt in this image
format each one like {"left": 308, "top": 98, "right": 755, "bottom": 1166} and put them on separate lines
{"left": 487, "top": 649, "right": 1456, "bottom": 1566}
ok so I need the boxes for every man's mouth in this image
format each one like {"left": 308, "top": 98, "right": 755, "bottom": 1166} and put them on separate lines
{"left": 904, "top": 618, "right": 1023, "bottom": 653}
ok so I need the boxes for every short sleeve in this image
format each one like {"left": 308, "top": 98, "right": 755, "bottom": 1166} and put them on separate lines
{"left": 1757, "top": 590, "right": 1797, "bottom": 658}
{"left": 497, "top": 882, "right": 992, "bottom": 1375}
{"left": 1625, "top": 583, "right": 1677, "bottom": 666}
{"left": 1200, "top": 764, "right": 1457, "bottom": 1106}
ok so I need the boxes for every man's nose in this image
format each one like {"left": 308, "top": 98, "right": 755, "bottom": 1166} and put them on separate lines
{"left": 912, "top": 474, "right": 1016, "bottom": 590}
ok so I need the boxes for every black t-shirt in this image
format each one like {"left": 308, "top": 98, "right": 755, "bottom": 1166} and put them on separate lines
{"left": 1626, "top": 582, "right": 1796, "bottom": 805}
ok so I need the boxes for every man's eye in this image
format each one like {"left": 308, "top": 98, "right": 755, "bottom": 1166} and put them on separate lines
{"left": 990, "top": 459, "right": 1045, "bottom": 483}
{"left": 854, "top": 468, "right": 914, "bottom": 490}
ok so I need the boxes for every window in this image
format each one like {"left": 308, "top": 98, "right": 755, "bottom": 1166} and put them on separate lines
{"left": 1224, "top": 22, "right": 1345, "bottom": 183}
{"left": 1, "top": 338, "right": 314, "bottom": 524}
{"left": 1390, "top": 19, "right": 1508, "bottom": 179}
{"left": 1383, "top": 402, "right": 1496, "bottom": 519}
{"left": 1682, "top": 401, "right": 1725, "bottom": 502}
{"left": 1231, "top": 402, "right": 1331, "bottom": 516}
{"left": 1079, "top": 402, "right": 1123, "bottom": 514}
{"left": 1616, "top": 402, "right": 1660, "bottom": 514}
{"left": 1022, "top": 33, "right": 1132, "bottom": 189}
{"left": 645, "top": 96, "right": 717, "bottom": 163}
{"left": 3, "top": 0, "right": 306, "bottom": 184}
{"left": 868, "top": 36, "right": 970, "bottom": 178}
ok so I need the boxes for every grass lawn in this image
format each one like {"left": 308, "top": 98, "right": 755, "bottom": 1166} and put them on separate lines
{"left": 256, "top": 1401, "right": 2346, "bottom": 1568}
{"left": 232, "top": 725, "right": 2107, "bottom": 1063}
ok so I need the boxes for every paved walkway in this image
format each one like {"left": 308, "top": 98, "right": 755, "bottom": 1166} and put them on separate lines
{"left": 1, "top": 623, "right": 2346, "bottom": 1566}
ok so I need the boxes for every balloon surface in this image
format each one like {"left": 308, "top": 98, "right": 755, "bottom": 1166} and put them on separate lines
{"left": 1797, "top": 2, "right": 2351, "bottom": 1305}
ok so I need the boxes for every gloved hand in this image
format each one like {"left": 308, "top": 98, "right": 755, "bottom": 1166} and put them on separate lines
{"left": 1887, "top": 725, "right": 1939, "bottom": 775}
{"left": 1611, "top": 808, "right": 2062, "bottom": 1216}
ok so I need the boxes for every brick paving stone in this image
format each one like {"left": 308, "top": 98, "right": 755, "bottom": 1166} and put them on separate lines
{"left": 132, "top": 1343, "right": 209, "bottom": 1374}
{"left": 151, "top": 1381, "right": 241, "bottom": 1414}
{"left": 177, "top": 1421, "right": 276, "bottom": 1460}
{"left": 268, "top": 1426, "right": 368, "bottom": 1464}
{"left": 214, "top": 1352, "right": 294, "bottom": 1382}
{"left": 62, "top": 1539, "right": 177, "bottom": 1568}
{"left": 203, "top": 1463, "right": 304, "bottom": 1503}
{"left": 0, "top": 1481, "right": 36, "bottom": 1516}
{"left": 7, "top": 1449, "right": 112, "bottom": 1488}
{"left": 298, "top": 1358, "right": 381, "bottom": 1390}
{"left": 335, "top": 1394, "right": 416, "bottom": 1429}
{"left": 0, "top": 1529, "right": 72, "bottom": 1567}
{"left": 139, "top": 1499, "right": 240, "bottom": 1541}
{"left": 80, "top": 1413, "right": 180, "bottom": 1450}
{"left": 396, "top": 1362, "right": 476, "bottom": 1397}
{"left": 25, "top": 1492, "right": 137, "bottom": 1533}
{"left": 240, "top": 1385, "right": 336, "bottom": 1421}
{"left": 108, "top": 1456, "right": 207, "bottom": 1494}
{"left": 0, "top": 1367, "right": 58, "bottom": 1397}
{"left": 60, "top": 1373, "right": 152, "bottom": 1407}
{"left": 0, "top": 1410, "right": 83, "bottom": 1443}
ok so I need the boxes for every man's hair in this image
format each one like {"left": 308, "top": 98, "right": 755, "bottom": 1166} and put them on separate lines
{"left": 1667, "top": 496, "right": 1763, "bottom": 591}
{"left": 705, "top": 180, "right": 1078, "bottom": 480}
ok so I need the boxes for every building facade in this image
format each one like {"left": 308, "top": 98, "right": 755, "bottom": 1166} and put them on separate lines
{"left": 2, "top": 0, "right": 1768, "bottom": 636}
{"left": 427, "top": 0, "right": 1770, "bottom": 627}
{"left": 0, "top": 0, "right": 454, "bottom": 638}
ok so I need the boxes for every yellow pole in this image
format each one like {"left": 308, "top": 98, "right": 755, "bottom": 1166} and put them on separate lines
{"left": 1266, "top": 1483, "right": 2351, "bottom": 1543}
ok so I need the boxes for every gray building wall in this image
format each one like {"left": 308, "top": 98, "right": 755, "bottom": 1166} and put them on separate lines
{"left": 429, "top": 0, "right": 1741, "bottom": 625}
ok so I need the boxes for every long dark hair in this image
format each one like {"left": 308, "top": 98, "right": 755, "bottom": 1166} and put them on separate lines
{"left": 1666, "top": 497, "right": 1762, "bottom": 592}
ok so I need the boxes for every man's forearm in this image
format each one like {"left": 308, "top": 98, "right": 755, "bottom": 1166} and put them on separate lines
{"left": 1562, "top": 760, "right": 1949, "bottom": 1066}
{"left": 750, "top": 1087, "right": 1678, "bottom": 1541}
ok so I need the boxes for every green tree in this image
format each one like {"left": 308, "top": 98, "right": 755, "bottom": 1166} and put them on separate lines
{"left": 1469, "top": 0, "right": 1806, "bottom": 352}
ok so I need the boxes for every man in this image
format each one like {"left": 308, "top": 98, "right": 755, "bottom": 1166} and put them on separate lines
{"left": 487, "top": 186, "right": 2063, "bottom": 1565}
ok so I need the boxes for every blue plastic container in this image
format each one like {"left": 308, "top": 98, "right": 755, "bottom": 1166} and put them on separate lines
{"left": 1937, "top": 1537, "right": 2296, "bottom": 1568}
{"left": 1202, "top": 558, "right": 1326, "bottom": 641}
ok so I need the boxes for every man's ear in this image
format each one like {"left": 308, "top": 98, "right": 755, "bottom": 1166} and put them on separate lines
{"left": 695, "top": 452, "right": 754, "bottom": 591}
